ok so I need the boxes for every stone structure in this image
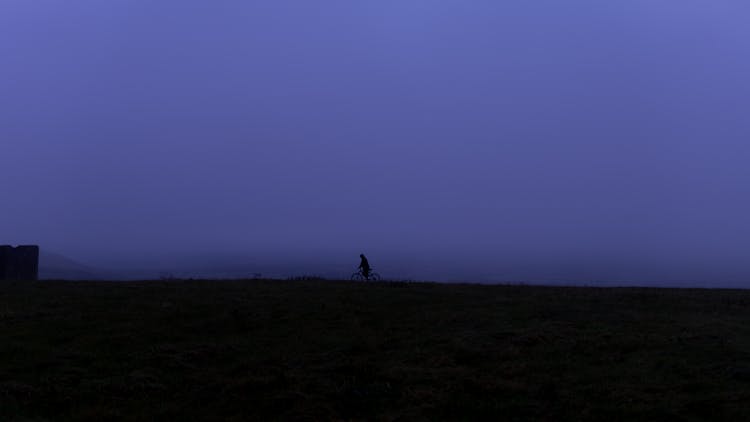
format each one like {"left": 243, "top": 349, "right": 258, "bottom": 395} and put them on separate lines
{"left": 0, "top": 245, "right": 39, "bottom": 281}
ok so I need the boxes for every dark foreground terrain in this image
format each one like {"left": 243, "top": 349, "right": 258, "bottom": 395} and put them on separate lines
{"left": 2, "top": 280, "right": 750, "bottom": 421}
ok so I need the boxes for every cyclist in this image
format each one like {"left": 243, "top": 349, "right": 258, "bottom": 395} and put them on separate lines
{"left": 359, "top": 254, "right": 371, "bottom": 279}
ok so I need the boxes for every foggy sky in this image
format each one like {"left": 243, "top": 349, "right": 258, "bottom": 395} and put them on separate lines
{"left": 3, "top": 1, "right": 750, "bottom": 284}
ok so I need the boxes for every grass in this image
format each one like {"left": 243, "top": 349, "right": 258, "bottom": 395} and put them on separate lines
{"left": 1, "top": 279, "right": 750, "bottom": 420}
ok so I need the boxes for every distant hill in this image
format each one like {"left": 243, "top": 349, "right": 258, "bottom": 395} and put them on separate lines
{"left": 39, "top": 251, "right": 103, "bottom": 280}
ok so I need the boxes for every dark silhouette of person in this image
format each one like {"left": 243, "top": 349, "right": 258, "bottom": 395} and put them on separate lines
{"left": 359, "top": 254, "right": 371, "bottom": 278}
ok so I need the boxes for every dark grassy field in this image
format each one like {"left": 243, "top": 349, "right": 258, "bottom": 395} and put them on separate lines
{"left": 2, "top": 280, "right": 750, "bottom": 421}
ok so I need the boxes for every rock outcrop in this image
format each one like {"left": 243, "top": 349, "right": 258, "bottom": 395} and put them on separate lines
{"left": 0, "top": 245, "right": 40, "bottom": 281}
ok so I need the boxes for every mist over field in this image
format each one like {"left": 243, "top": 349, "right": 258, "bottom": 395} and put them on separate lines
{"left": 3, "top": 1, "right": 750, "bottom": 286}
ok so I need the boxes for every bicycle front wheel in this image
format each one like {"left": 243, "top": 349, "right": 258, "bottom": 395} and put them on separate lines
{"left": 351, "top": 272, "right": 365, "bottom": 281}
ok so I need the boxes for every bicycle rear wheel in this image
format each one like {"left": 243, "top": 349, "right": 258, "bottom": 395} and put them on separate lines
{"left": 368, "top": 272, "right": 381, "bottom": 281}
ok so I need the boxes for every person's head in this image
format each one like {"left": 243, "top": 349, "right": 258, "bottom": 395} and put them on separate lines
{"left": 360, "top": 254, "right": 365, "bottom": 258}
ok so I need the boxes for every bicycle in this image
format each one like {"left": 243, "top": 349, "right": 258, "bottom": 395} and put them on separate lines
{"left": 351, "top": 268, "right": 381, "bottom": 281}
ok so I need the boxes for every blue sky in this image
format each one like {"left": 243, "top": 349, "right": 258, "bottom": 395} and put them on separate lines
{"left": 2, "top": 1, "right": 750, "bottom": 283}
